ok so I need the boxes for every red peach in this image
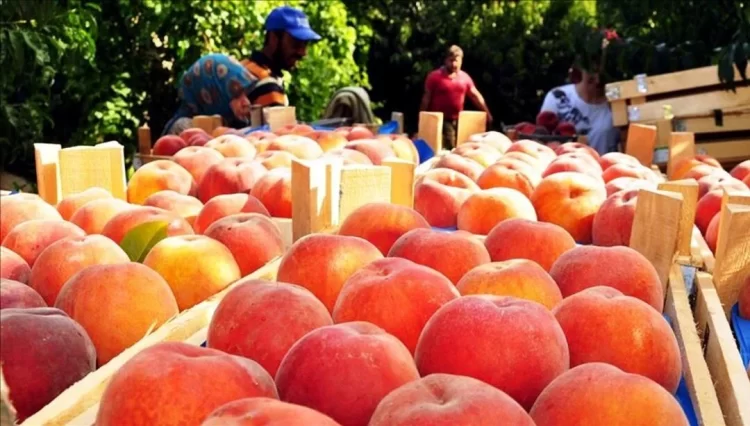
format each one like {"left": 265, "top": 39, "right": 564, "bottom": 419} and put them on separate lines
{"left": 202, "top": 398, "right": 341, "bottom": 426}
{"left": 697, "top": 174, "right": 748, "bottom": 199}
{"left": 126, "top": 160, "right": 196, "bottom": 205}
{"left": 193, "top": 193, "right": 270, "bottom": 234}
{"left": 605, "top": 176, "right": 656, "bottom": 197}
{"left": 250, "top": 168, "right": 292, "bottom": 218}
{"left": 69, "top": 198, "right": 134, "bottom": 235}
{"left": 1, "top": 279, "right": 46, "bottom": 310}
{"left": 695, "top": 188, "right": 723, "bottom": 235}
{"left": 683, "top": 164, "right": 730, "bottom": 182}
{"left": 304, "top": 130, "right": 349, "bottom": 152}
{"left": 467, "top": 131, "right": 513, "bottom": 152}
{"left": 255, "top": 150, "right": 295, "bottom": 170}
{"left": 457, "top": 188, "right": 537, "bottom": 235}
{"left": 505, "top": 140, "right": 557, "bottom": 166}
{"left": 101, "top": 206, "right": 194, "bottom": 244}
{"left": 338, "top": 203, "right": 431, "bottom": 255}
{"left": 599, "top": 152, "right": 641, "bottom": 171}
{"left": 197, "top": 158, "right": 268, "bottom": 203}
{"left": 2, "top": 220, "right": 86, "bottom": 267}
{"left": 414, "top": 168, "right": 479, "bottom": 228}
{"left": 432, "top": 153, "right": 485, "bottom": 181}
{"left": 323, "top": 148, "right": 374, "bottom": 165}
{"left": 346, "top": 126, "right": 376, "bottom": 141}
{"left": 172, "top": 146, "right": 225, "bottom": 185}
{"left": 0, "top": 193, "right": 62, "bottom": 243}
{"left": 345, "top": 139, "right": 396, "bottom": 165}
{"left": 592, "top": 188, "right": 639, "bottom": 247}
{"left": 0, "top": 247, "right": 31, "bottom": 283}
{"left": 453, "top": 143, "right": 502, "bottom": 167}
{"left": 266, "top": 135, "right": 324, "bottom": 159}
{"left": 484, "top": 218, "right": 576, "bottom": 272}
{"left": 206, "top": 134, "right": 257, "bottom": 158}
{"left": 602, "top": 163, "right": 653, "bottom": 183}
{"left": 56, "top": 187, "right": 113, "bottom": 220}
{"left": 144, "top": 190, "right": 203, "bottom": 225}
{"left": 476, "top": 162, "right": 537, "bottom": 198}
{"left": 152, "top": 135, "right": 188, "bottom": 156}
{"left": 730, "top": 159, "right": 750, "bottom": 182}
{"left": 554, "top": 142, "right": 600, "bottom": 160}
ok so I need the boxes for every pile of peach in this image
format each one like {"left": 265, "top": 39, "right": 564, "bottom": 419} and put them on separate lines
{"left": 0, "top": 186, "right": 289, "bottom": 421}
{"left": 77, "top": 201, "right": 691, "bottom": 426}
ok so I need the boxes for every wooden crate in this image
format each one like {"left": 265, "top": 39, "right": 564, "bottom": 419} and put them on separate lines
{"left": 606, "top": 65, "right": 750, "bottom": 169}
{"left": 17, "top": 159, "right": 397, "bottom": 425}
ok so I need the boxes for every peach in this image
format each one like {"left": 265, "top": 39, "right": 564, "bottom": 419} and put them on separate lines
{"left": 305, "top": 130, "right": 348, "bottom": 152}
{"left": 211, "top": 126, "right": 234, "bottom": 138}
{"left": 333, "top": 258, "right": 459, "bottom": 353}
{"left": 467, "top": 131, "right": 513, "bottom": 152}
{"left": 476, "top": 162, "right": 536, "bottom": 198}
{"left": 542, "top": 153, "right": 603, "bottom": 180}
{"left": 152, "top": 135, "right": 187, "bottom": 156}
{"left": 55, "top": 262, "right": 178, "bottom": 365}
{"left": 494, "top": 157, "right": 543, "bottom": 183}
{"left": 197, "top": 158, "right": 268, "bottom": 203}
{"left": 204, "top": 214, "right": 284, "bottom": 277}
{"left": 0, "top": 193, "right": 62, "bottom": 243}
{"left": 255, "top": 150, "right": 295, "bottom": 170}
{"left": 739, "top": 275, "right": 750, "bottom": 319}
{"left": 275, "top": 322, "right": 420, "bottom": 426}
{"left": 554, "top": 142, "right": 600, "bottom": 160}
{"left": 143, "top": 235, "right": 241, "bottom": 311}
{"left": 553, "top": 286, "right": 681, "bottom": 391}
{"left": 2, "top": 220, "right": 86, "bottom": 267}
{"left": 144, "top": 190, "right": 203, "bottom": 225}
{"left": 697, "top": 174, "right": 748, "bottom": 199}
{"left": 345, "top": 139, "right": 396, "bottom": 165}
{"left": 250, "top": 168, "right": 291, "bottom": 218}
{"left": 432, "top": 153, "right": 484, "bottom": 181}
{"left": 0, "top": 308, "right": 96, "bottom": 422}
{"left": 206, "top": 134, "right": 257, "bottom": 158}
{"left": 277, "top": 234, "right": 383, "bottom": 312}
{"left": 605, "top": 176, "right": 656, "bottom": 197}
{"left": 56, "top": 187, "right": 112, "bottom": 220}
{"left": 695, "top": 188, "right": 723, "bottom": 235}
{"left": 101, "top": 206, "right": 194, "bottom": 244}
{"left": 180, "top": 128, "right": 211, "bottom": 143}
{"left": 370, "top": 374, "right": 533, "bottom": 426}
{"left": 456, "top": 260, "right": 563, "bottom": 310}
{"left": 96, "top": 342, "right": 278, "bottom": 426}
{"left": 705, "top": 213, "right": 720, "bottom": 253}
{"left": 550, "top": 245, "right": 664, "bottom": 311}
{"left": 29, "top": 235, "right": 129, "bottom": 306}
{"left": 415, "top": 295, "right": 569, "bottom": 410}
{"left": 503, "top": 151, "right": 545, "bottom": 170}
{"left": 505, "top": 139, "right": 557, "bottom": 166}
{"left": 207, "top": 279, "right": 332, "bottom": 377}
{"left": 683, "top": 163, "right": 730, "bottom": 181}
{"left": 1, "top": 279, "right": 46, "bottom": 310}
{"left": 266, "top": 135, "right": 323, "bottom": 159}
{"left": 0, "top": 247, "right": 31, "bottom": 283}
{"left": 323, "top": 148, "right": 373, "bottom": 165}
{"left": 188, "top": 132, "right": 212, "bottom": 147}
{"left": 454, "top": 143, "right": 502, "bottom": 167}
{"left": 672, "top": 155, "right": 723, "bottom": 180}
{"left": 172, "top": 146, "right": 225, "bottom": 185}
{"left": 69, "top": 198, "right": 134, "bottom": 235}
{"left": 337, "top": 203, "right": 430, "bottom": 255}
{"left": 592, "top": 188, "right": 639, "bottom": 247}
{"left": 744, "top": 174, "right": 750, "bottom": 187}
{"left": 730, "top": 159, "right": 750, "bottom": 182}
{"left": 276, "top": 124, "right": 315, "bottom": 136}
{"left": 193, "top": 193, "right": 270, "bottom": 234}
{"left": 530, "top": 172, "right": 607, "bottom": 244}
{"left": 599, "top": 152, "right": 641, "bottom": 170}
{"left": 202, "top": 398, "right": 341, "bottom": 426}
{"left": 126, "top": 160, "right": 195, "bottom": 205}
{"left": 414, "top": 168, "right": 479, "bottom": 228}
{"left": 530, "top": 363, "right": 689, "bottom": 426}
{"left": 601, "top": 163, "right": 652, "bottom": 183}
{"left": 456, "top": 188, "right": 537, "bottom": 235}
{"left": 346, "top": 126, "right": 376, "bottom": 141}
{"left": 485, "top": 218, "right": 576, "bottom": 272}
{"left": 381, "top": 135, "right": 419, "bottom": 164}
{"left": 388, "top": 228, "right": 491, "bottom": 285}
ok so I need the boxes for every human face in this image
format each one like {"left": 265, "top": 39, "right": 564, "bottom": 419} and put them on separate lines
{"left": 274, "top": 32, "right": 309, "bottom": 70}
{"left": 581, "top": 70, "right": 602, "bottom": 90}
{"left": 230, "top": 94, "right": 251, "bottom": 120}
{"left": 444, "top": 55, "right": 462, "bottom": 73}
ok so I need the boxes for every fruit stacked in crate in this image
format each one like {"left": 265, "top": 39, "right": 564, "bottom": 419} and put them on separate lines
{"left": 507, "top": 111, "right": 579, "bottom": 149}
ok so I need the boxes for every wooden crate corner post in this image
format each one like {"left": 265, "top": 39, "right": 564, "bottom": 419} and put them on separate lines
{"left": 625, "top": 122, "right": 658, "bottom": 167}
{"left": 382, "top": 158, "right": 415, "bottom": 208}
{"left": 456, "top": 110, "right": 486, "bottom": 146}
{"left": 338, "top": 165, "right": 392, "bottom": 221}
{"left": 667, "top": 131, "right": 696, "bottom": 180}
{"left": 137, "top": 124, "right": 152, "bottom": 156}
{"left": 391, "top": 112, "right": 404, "bottom": 134}
{"left": 418, "top": 111, "right": 443, "bottom": 155}
{"left": 712, "top": 201, "right": 750, "bottom": 317}
{"left": 265, "top": 107, "right": 297, "bottom": 133}
{"left": 291, "top": 157, "right": 341, "bottom": 242}
{"left": 657, "top": 179, "right": 699, "bottom": 262}
{"left": 33, "top": 143, "right": 63, "bottom": 205}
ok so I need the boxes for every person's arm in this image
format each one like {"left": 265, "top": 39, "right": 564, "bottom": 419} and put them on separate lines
{"left": 420, "top": 71, "right": 435, "bottom": 111}
{"left": 247, "top": 78, "right": 287, "bottom": 108}
{"left": 539, "top": 89, "right": 558, "bottom": 113}
{"left": 467, "top": 85, "right": 493, "bottom": 125}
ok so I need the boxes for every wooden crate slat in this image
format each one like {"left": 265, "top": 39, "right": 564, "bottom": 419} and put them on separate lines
{"left": 629, "top": 86, "right": 750, "bottom": 124}
{"left": 675, "top": 110, "right": 750, "bottom": 134}
{"left": 696, "top": 140, "right": 750, "bottom": 164}
{"left": 605, "top": 65, "right": 750, "bottom": 101}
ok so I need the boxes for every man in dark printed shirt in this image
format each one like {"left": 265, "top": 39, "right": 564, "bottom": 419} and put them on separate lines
{"left": 241, "top": 6, "right": 321, "bottom": 108}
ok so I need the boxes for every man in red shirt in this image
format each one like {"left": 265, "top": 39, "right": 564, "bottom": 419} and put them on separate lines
{"left": 420, "top": 45, "right": 493, "bottom": 150}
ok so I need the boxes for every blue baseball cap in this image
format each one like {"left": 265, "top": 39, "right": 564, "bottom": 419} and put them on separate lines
{"left": 265, "top": 6, "right": 321, "bottom": 42}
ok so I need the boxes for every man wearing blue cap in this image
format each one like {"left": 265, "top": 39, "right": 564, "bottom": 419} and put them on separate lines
{"left": 241, "top": 5, "right": 321, "bottom": 107}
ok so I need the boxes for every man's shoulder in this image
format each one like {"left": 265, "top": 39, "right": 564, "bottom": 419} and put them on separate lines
{"left": 427, "top": 68, "right": 444, "bottom": 79}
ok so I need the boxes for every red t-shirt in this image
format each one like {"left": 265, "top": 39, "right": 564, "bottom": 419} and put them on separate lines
{"left": 425, "top": 68, "right": 475, "bottom": 121}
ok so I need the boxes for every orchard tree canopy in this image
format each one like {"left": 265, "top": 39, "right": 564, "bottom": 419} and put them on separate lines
{"left": 1, "top": 0, "right": 747, "bottom": 183}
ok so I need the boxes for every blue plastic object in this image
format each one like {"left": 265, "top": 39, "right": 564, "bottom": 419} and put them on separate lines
{"left": 377, "top": 120, "right": 399, "bottom": 135}
{"left": 413, "top": 138, "right": 435, "bottom": 164}
{"left": 675, "top": 376, "right": 699, "bottom": 426}
{"left": 731, "top": 303, "right": 750, "bottom": 367}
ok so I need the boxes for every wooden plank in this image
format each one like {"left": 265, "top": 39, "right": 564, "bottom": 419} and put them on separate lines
{"left": 694, "top": 272, "right": 750, "bottom": 426}
{"left": 675, "top": 110, "right": 750, "bottom": 134}
{"left": 265, "top": 107, "right": 297, "bottom": 132}
{"left": 339, "top": 165, "right": 391, "bottom": 221}
{"left": 712, "top": 203, "right": 750, "bottom": 316}
{"left": 192, "top": 115, "right": 216, "bottom": 134}
{"left": 418, "top": 111, "right": 443, "bottom": 155}
{"left": 382, "top": 158, "right": 415, "bottom": 208}
{"left": 696, "top": 140, "right": 750, "bottom": 163}
{"left": 138, "top": 125, "right": 152, "bottom": 156}
{"left": 605, "top": 64, "right": 750, "bottom": 101}
{"left": 625, "top": 123, "right": 657, "bottom": 166}
{"left": 668, "top": 132, "right": 696, "bottom": 180}
{"left": 655, "top": 119, "right": 673, "bottom": 148}
{"left": 658, "top": 180, "right": 699, "bottom": 259}
{"left": 629, "top": 188, "right": 683, "bottom": 292}
{"left": 33, "top": 143, "right": 62, "bottom": 205}
{"left": 665, "top": 264, "right": 727, "bottom": 426}
{"left": 611, "top": 99, "right": 628, "bottom": 127}
{"left": 630, "top": 86, "right": 750, "bottom": 124}
{"left": 694, "top": 227, "right": 716, "bottom": 273}
{"left": 391, "top": 112, "right": 404, "bottom": 134}
{"left": 456, "top": 111, "right": 487, "bottom": 146}
{"left": 291, "top": 158, "right": 341, "bottom": 242}
{"left": 19, "top": 257, "right": 282, "bottom": 426}
{"left": 58, "top": 143, "right": 127, "bottom": 201}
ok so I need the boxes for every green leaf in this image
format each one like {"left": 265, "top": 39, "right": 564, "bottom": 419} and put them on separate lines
{"left": 119, "top": 220, "right": 170, "bottom": 263}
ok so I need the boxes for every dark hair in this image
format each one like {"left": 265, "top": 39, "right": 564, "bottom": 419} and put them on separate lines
{"left": 264, "top": 30, "right": 285, "bottom": 47}
{"left": 445, "top": 45, "right": 463, "bottom": 60}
